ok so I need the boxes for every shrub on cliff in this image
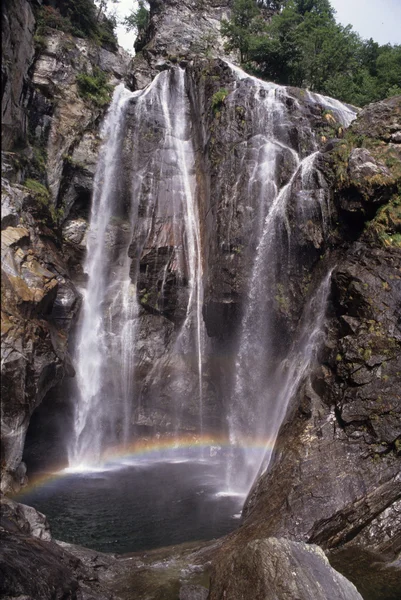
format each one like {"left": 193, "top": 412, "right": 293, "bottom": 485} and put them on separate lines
{"left": 76, "top": 67, "right": 113, "bottom": 106}
{"left": 123, "top": 0, "right": 150, "bottom": 34}
{"left": 36, "top": 0, "right": 118, "bottom": 51}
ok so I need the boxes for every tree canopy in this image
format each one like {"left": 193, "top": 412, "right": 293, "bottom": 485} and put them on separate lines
{"left": 221, "top": 0, "right": 401, "bottom": 106}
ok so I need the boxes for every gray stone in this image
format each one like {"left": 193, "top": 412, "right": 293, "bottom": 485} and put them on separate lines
{"left": 179, "top": 584, "right": 209, "bottom": 600}
{"left": 1, "top": 0, "right": 35, "bottom": 149}
{"left": 209, "top": 538, "right": 363, "bottom": 600}
{"left": 348, "top": 147, "right": 391, "bottom": 184}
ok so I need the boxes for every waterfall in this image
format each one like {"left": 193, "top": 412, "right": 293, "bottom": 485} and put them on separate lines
{"left": 158, "top": 69, "right": 205, "bottom": 433}
{"left": 306, "top": 90, "right": 357, "bottom": 127}
{"left": 68, "top": 69, "right": 205, "bottom": 467}
{"left": 68, "top": 60, "right": 356, "bottom": 494}
{"left": 223, "top": 63, "right": 357, "bottom": 495}
{"left": 68, "top": 84, "right": 135, "bottom": 467}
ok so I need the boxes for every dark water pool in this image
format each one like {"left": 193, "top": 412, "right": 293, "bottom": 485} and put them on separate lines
{"left": 17, "top": 452, "right": 244, "bottom": 554}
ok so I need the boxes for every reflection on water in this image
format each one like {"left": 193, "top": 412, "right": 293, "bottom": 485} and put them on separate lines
{"left": 17, "top": 450, "right": 244, "bottom": 554}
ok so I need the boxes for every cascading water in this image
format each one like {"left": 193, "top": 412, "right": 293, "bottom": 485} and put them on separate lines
{"left": 68, "top": 84, "right": 135, "bottom": 467}
{"left": 158, "top": 69, "right": 205, "bottom": 433}
{"left": 22, "top": 61, "right": 362, "bottom": 555}
{"left": 68, "top": 68, "right": 205, "bottom": 467}
{"left": 222, "top": 63, "right": 357, "bottom": 495}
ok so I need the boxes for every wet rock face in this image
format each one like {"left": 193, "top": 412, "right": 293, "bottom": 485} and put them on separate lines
{"left": 1, "top": 0, "right": 36, "bottom": 150}
{"left": 1, "top": 181, "right": 80, "bottom": 493}
{"left": 209, "top": 537, "right": 363, "bottom": 600}
{"left": 116, "top": 59, "right": 346, "bottom": 435}
{"left": 237, "top": 97, "right": 401, "bottom": 599}
{"left": 187, "top": 60, "right": 342, "bottom": 346}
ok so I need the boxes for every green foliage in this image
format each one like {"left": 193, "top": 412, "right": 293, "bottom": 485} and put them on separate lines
{"left": 221, "top": 0, "right": 401, "bottom": 106}
{"left": 211, "top": 88, "right": 230, "bottom": 112}
{"left": 123, "top": 1, "right": 149, "bottom": 33}
{"left": 36, "top": 0, "right": 118, "bottom": 51}
{"left": 24, "top": 179, "right": 51, "bottom": 205}
{"left": 76, "top": 67, "right": 113, "bottom": 106}
{"left": 366, "top": 194, "right": 401, "bottom": 248}
{"left": 24, "top": 178, "right": 65, "bottom": 222}
{"left": 33, "top": 33, "right": 47, "bottom": 53}
{"left": 221, "top": 0, "right": 261, "bottom": 62}
{"left": 36, "top": 6, "right": 72, "bottom": 33}
{"left": 31, "top": 146, "right": 48, "bottom": 177}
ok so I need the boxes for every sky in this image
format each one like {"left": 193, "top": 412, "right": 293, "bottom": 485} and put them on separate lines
{"left": 107, "top": 0, "right": 401, "bottom": 53}
{"left": 113, "top": 0, "right": 138, "bottom": 54}
{"left": 330, "top": 0, "right": 401, "bottom": 45}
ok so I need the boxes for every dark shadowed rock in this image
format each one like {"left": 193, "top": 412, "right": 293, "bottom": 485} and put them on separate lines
{"left": 1, "top": 0, "right": 35, "bottom": 150}
{"left": 0, "top": 498, "right": 116, "bottom": 600}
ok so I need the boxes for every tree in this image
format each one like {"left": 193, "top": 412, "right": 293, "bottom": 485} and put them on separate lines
{"left": 95, "top": 1, "right": 119, "bottom": 22}
{"left": 39, "top": 0, "right": 118, "bottom": 50}
{"left": 295, "top": 0, "right": 334, "bottom": 17}
{"left": 220, "top": 0, "right": 401, "bottom": 106}
{"left": 376, "top": 44, "right": 401, "bottom": 98}
{"left": 123, "top": 1, "right": 150, "bottom": 33}
{"left": 221, "top": 0, "right": 260, "bottom": 62}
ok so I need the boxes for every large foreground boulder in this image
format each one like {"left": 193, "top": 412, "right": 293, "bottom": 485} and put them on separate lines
{"left": 0, "top": 497, "right": 112, "bottom": 600}
{"left": 208, "top": 537, "right": 363, "bottom": 600}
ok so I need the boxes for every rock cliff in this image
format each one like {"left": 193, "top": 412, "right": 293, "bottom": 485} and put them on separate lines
{"left": 1, "top": 0, "right": 130, "bottom": 491}
{"left": 2, "top": 0, "right": 36, "bottom": 150}
{"left": 1, "top": 1, "right": 400, "bottom": 599}
{"left": 222, "top": 96, "right": 401, "bottom": 599}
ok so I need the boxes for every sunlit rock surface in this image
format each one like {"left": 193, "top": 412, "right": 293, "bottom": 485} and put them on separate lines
{"left": 209, "top": 537, "right": 363, "bottom": 600}
{"left": 29, "top": 29, "right": 130, "bottom": 207}
{"left": 132, "top": 0, "right": 234, "bottom": 88}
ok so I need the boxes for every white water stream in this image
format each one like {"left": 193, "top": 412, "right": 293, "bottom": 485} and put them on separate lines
{"left": 69, "top": 69, "right": 204, "bottom": 467}
{"left": 69, "top": 84, "right": 134, "bottom": 466}
{"left": 222, "top": 62, "right": 357, "bottom": 495}
{"left": 68, "top": 62, "right": 356, "bottom": 506}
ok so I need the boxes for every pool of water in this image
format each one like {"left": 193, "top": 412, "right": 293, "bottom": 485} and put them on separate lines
{"left": 17, "top": 450, "right": 245, "bottom": 554}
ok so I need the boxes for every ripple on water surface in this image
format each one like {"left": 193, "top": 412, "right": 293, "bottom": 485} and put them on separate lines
{"left": 17, "top": 452, "right": 244, "bottom": 554}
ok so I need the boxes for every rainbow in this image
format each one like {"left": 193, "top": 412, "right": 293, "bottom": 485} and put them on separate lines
{"left": 13, "top": 433, "right": 276, "bottom": 498}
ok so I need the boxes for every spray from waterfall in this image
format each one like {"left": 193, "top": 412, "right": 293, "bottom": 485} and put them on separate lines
{"left": 222, "top": 62, "right": 356, "bottom": 495}
{"left": 68, "top": 84, "right": 134, "bottom": 467}
{"left": 68, "top": 69, "right": 205, "bottom": 468}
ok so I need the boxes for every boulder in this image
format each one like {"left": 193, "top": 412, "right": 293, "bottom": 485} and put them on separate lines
{"left": 209, "top": 538, "right": 363, "bottom": 600}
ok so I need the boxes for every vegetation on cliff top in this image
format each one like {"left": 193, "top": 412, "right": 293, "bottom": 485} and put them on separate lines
{"left": 36, "top": 0, "right": 118, "bottom": 51}
{"left": 123, "top": 0, "right": 150, "bottom": 34}
{"left": 222, "top": 0, "right": 401, "bottom": 106}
